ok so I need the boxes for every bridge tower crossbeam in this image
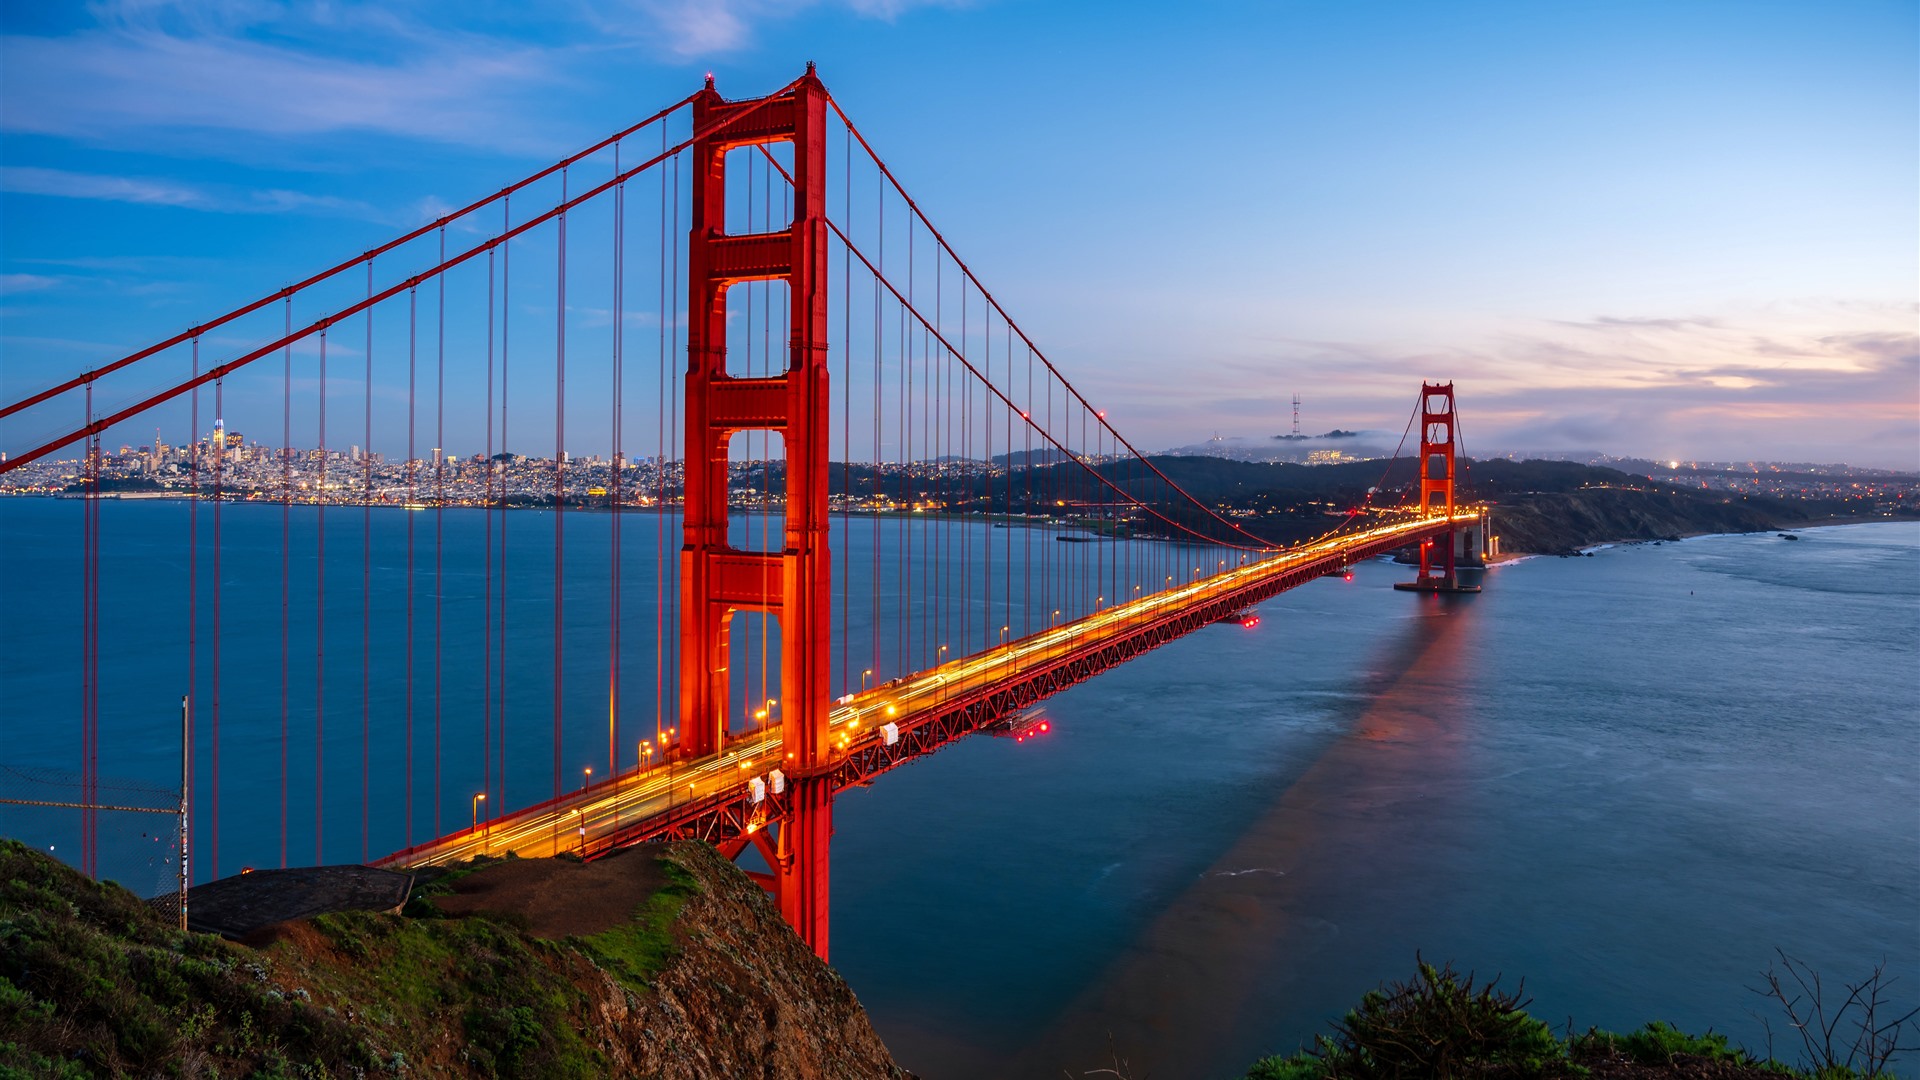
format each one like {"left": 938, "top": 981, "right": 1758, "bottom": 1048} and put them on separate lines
{"left": 680, "top": 66, "right": 834, "bottom": 957}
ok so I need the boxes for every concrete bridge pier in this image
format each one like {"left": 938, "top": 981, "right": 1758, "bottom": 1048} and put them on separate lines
{"left": 1454, "top": 510, "right": 1493, "bottom": 567}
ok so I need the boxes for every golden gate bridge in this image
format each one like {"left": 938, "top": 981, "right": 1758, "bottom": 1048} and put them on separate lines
{"left": 0, "top": 66, "right": 1485, "bottom": 959}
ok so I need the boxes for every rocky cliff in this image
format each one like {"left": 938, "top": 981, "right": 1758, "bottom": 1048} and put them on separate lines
{"left": 0, "top": 838, "right": 908, "bottom": 1079}
{"left": 1488, "top": 486, "right": 1791, "bottom": 554}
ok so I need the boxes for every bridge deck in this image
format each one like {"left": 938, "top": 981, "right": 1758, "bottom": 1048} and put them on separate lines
{"left": 375, "top": 513, "right": 1478, "bottom": 870}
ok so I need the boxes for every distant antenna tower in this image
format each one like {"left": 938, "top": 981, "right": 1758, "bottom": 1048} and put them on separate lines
{"left": 1292, "top": 394, "right": 1301, "bottom": 437}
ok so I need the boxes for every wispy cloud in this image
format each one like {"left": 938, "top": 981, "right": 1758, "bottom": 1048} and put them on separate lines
{"left": 1404, "top": 309, "right": 1918, "bottom": 465}
{"left": 0, "top": 0, "right": 968, "bottom": 150}
{"left": 0, "top": 274, "right": 63, "bottom": 294}
{"left": 1553, "top": 315, "right": 1723, "bottom": 332}
{"left": 1096, "top": 301, "right": 1919, "bottom": 467}
{"left": 1, "top": 165, "right": 378, "bottom": 217}
{"left": 593, "top": 0, "right": 968, "bottom": 57}
{"left": 0, "top": 4, "right": 561, "bottom": 151}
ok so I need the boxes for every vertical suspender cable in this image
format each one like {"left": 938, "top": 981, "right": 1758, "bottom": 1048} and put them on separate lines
{"left": 871, "top": 172, "right": 882, "bottom": 680}
{"left": 80, "top": 386, "right": 96, "bottom": 878}
{"left": 405, "top": 288, "right": 417, "bottom": 846}
{"left": 484, "top": 248, "right": 495, "bottom": 822}
{"left": 981, "top": 283, "right": 991, "bottom": 652}
{"left": 281, "top": 297, "right": 291, "bottom": 867}
{"left": 79, "top": 390, "right": 89, "bottom": 878}
{"left": 840, "top": 128, "right": 851, "bottom": 697}
{"left": 499, "top": 196, "right": 511, "bottom": 811}
{"left": 211, "top": 361, "right": 222, "bottom": 878}
{"left": 555, "top": 167, "right": 568, "bottom": 807}
{"left": 362, "top": 265, "right": 373, "bottom": 861}
{"left": 610, "top": 144, "right": 624, "bottom": 778}
{"left": 656, "top": 130, "right": 668, "bottom": 753}
{"left": 669, "top": 153, "right": 680, "bottom": 750}
{"left": 900, "top": 214, "right": 910, "bottom": 673}
{"left": 89, "top": 394, "right": 102, "bottom": 877}
{"left": 756, "top": 155, "right": 767, "bottom": 737}
{"left": 187, "top": 340, "right": 199, "bottom": 879}
{"left": 315, "top": 328, "right": 327, "bottom": 866}
{"left": 435, "top": 227, "right": 447, "bottom": 840}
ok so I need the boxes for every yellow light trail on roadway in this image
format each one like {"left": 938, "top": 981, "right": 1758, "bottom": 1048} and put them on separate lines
{"left": 383, "top": 511, "right": 1479, "bottom": 869}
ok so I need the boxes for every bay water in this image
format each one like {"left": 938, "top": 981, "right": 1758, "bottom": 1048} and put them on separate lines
{"left": 1, "top": 498, "right": 1912, "bottom": 1077}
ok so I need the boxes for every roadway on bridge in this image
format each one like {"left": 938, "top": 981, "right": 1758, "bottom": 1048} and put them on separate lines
{"left": 379, "top": 513, "right": 1477, "bottom": 870}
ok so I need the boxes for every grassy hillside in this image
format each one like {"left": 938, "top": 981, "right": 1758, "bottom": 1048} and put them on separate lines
{"left": 0, "top": 840, "right": 904, "bottom": 1079}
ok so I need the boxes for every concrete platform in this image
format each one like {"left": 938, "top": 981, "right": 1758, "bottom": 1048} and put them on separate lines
{"left": 1393, "top": 579, "right": 1483, "bottom": 593}
{"left": 185, "top": 864, "right": 414, "bottom": 938}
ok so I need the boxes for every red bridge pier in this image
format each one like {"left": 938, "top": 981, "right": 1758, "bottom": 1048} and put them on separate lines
{"left": 680, "top": 68, "right": 836, "bottom": 956}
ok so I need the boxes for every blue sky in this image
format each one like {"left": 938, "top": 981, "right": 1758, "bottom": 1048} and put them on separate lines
{"left": 2, "top": 0, "right": 1915, "bottom": 466}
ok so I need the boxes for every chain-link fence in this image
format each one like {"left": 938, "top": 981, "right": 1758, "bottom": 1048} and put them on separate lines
{"left": 0, "top": 763, "right": 185, "bottom": 927}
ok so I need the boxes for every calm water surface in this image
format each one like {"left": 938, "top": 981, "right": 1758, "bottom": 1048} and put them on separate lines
{"left": 2, "top": 499, "right": 1913, "bottom": 1078}
{"left": 830, "top": 524, "right": 1918, "bottom": 1077}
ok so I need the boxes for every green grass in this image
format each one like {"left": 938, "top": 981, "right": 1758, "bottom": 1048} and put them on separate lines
{"left": 0, "top": 839, "right": 714, "bottom": 1078}
{"left": 0, "top": 838, "right": 375, "bottom": 1076}
{"left": 573, "top": 856, "right": 702, "bottom": 993}
{"left": 1569, "top": 1020, "right": 1783, "bottom": 1070}
{"left": 399, "top": 854, "right": 507, "bottom": 918}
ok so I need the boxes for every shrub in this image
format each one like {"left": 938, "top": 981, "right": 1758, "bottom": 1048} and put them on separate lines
{"left": 1245, "top": 1052, "right": 1329, "bottom": 1079}
{"left": 1752, "top": 951, "right": 1918, "bottom": 1079}
{"left": 1283, "top": 957, "right": 1569, "bottom": 1079}
{"left": 1570, "top": 1020, "right": 1758, "bottom": 1067}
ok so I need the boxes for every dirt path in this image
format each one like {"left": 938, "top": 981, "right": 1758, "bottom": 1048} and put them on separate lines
{"left": 431, "top": 848, "right": 669, "bottom": 939}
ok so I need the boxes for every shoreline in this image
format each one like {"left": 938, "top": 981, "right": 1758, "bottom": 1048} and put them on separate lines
{"left": 1488, "top": 515, "right": 1920, "bottom": 562}
{"left": 11, "top": 490, "right": 1913, "bottom": 550}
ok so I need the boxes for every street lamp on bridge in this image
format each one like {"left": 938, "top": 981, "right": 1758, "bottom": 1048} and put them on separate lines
{"left": 472, "top": 792, "right": 486, "bottom": 833}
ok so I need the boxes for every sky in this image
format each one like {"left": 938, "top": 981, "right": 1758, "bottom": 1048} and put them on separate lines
{"left": 2, "top": 0, "right": 1915, "bottom": 468}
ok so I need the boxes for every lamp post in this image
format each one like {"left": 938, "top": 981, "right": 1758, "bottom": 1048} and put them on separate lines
{"left": 472, "top": 792, "right": 486, "bottom": 834}
{"left": 582, "top": 766, "right": 592, "bottom": 792}
{"left": 664, "top": 728, "right": 677, "bottom": 806}
{"left": 861, "top": 668, "right": 874, "bottom": 693}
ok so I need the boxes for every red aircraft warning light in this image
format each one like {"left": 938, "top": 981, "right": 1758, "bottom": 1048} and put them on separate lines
{"left": 993, "top": 708, "right": 1051, "bottom": 741}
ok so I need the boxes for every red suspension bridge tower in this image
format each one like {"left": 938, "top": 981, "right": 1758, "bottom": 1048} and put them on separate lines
{"left": 1395, "top": 381, "right": 1483, "bottom": 594}
{"left": 680, "top": 67, "right": 835, "bottom": 955}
